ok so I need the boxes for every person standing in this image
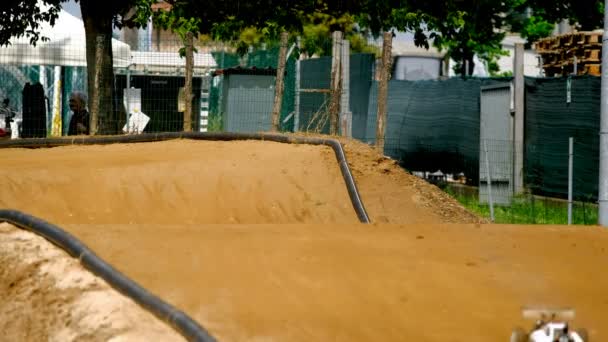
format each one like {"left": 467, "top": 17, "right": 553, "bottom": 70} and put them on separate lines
{"left": 67, "top": 91, "right": 90, "bottom": 135}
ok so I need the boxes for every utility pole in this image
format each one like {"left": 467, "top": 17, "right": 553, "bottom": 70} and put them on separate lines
{"left": 598, "top": 0, "right": 608, "bottom": 226}
{"left": 513, "top": 43, "right": 525, "bottom": 194}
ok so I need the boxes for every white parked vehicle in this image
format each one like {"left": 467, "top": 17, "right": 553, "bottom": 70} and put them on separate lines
{"left": 510, "top": 308, "right": 588, "bottom": 342}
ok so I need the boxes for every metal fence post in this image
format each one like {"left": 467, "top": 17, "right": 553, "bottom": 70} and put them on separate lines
{"left": 484, "top": 139, "right": 495, "bottom": 222}
{"left": 340, "top": 39, "right": 351, "bottom": 137}
{"left": 568, "top": 137, "right": 574, "bottom": 225}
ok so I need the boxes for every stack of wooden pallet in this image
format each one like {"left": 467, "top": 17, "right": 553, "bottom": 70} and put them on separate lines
{"left": 535, "top": 31, "right": 603, "bottom": 77}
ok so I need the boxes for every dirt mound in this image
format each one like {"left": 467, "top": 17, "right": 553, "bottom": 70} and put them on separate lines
{"left": 290, "top": 133, "right": 483, "bottom": 224}
{"left": 0, "top": 138, "right": 481, "bottom": 225}
{"left": 332, "top": 135, "right": 483, "bottom": 224}
{"left": 0, "top": 223, "right": 180, "bottom": 342}
{"left": 0, "top": 140, "right": 358, "bottom": 225}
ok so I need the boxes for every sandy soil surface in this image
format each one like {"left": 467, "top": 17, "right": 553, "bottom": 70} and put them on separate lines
{"left": 0, "top": 139, "right": 480, "bottom": 225}
{"left": 4, "top": 138, "right": 604, "bottom": 341}
{"left": 0, "top": 222, "right": 181, "bottom": 342}
{"left": 62, "top": 222, "right": 608, "bottom": 341}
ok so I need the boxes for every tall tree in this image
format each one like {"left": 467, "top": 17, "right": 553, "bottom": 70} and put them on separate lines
{"left": 427, "top": 0, "right": 514, "bottom": 76}
{"left": 509, "top": 0, "right": 604, "bottom": 48}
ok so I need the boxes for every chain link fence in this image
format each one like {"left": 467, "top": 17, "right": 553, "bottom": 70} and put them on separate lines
{"left": 427, "top": 138, "right": 598, "bottom": 225}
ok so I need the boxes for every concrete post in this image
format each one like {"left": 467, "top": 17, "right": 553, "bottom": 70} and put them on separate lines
{"left": 513, "top": 43, "right": 525, "bottom": 194}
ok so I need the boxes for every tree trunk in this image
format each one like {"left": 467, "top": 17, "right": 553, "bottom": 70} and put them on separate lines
{"left": 271, "top": 31, "right": 289, "bottom": 132}
{"left": 459, "top": 55, "right": 475, "bottom": 77}
{"left": 467, "top": 56, "right": 475, "bottom": 76}
{"left": 329, "top": 31, "right": 343, "bottom": 135}
{"left": 375, "top": 32, "right": 392, "bottom": 153}
{"left": 80, "top": 0, "right": 118, "bottom": 135}
{"left": 183, "top": 32, "right": 194, "bottom": 132}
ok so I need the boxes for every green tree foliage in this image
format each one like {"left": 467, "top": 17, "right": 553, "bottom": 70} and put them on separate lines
{"left": 508, "top": 0, "right": 603, "bottom": 49}
{"left": 0, "top": 0, "right": 62, "bottom": 46}
{"left": 524, "top": 0, "right": 603, "bottom": 31}
{"left": 424, "top": 0, "right": 514, "bottom": 76}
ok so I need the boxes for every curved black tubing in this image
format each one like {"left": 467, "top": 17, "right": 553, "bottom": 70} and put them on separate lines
{"left": 0, "top": 132, "right": 370, "bottom": 223}
{"left": 0, "top": 209, "right": 216, "bottom": 342}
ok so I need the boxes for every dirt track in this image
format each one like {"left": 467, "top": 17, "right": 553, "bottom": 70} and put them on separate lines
{"left": 1, "top": 139, "right": 606, "bottom": 341}
{"left": 65, "top": 222, "right": 608, "bottom": 341}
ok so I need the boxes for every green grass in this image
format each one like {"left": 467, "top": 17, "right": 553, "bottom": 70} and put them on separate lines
{"left": 207, "top": 114, "right": 223, "bottom": 132}
{"left": 444, "top": 186, "right": 598, "bottom": 225}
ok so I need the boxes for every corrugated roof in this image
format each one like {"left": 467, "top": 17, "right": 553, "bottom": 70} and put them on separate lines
{"left": 212, "top": 66, "right": 276, "bottom": 77}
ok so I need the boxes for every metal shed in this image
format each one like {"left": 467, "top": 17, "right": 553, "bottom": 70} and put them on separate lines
{"left": 213, "top": 67, "right": 276, "bottom": 133}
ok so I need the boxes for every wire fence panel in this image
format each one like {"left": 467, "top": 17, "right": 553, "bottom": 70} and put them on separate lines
{"left": 441, "top": 137, "right": 597, "bottom": 225}
{"left": 0, "top": 18, "right": 220, "bottom": 138}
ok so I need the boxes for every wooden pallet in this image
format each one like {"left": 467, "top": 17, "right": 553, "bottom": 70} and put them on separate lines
{"left": 583, "top": 32, "right": 602, "bottom": 45}
{"left": 583, "top": 48, "right": 601, "bottom": 62}
{"left": 583, "top": 63, "right": 601, "bottom": 76}
{"left": 537, "top": 31, "right": 603, "bottom": 77}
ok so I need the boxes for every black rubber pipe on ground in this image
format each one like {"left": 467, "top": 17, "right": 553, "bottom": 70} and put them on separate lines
{"left": 0, "top": 132, "right": 370, "bottom": 223}
{"left": 0, "top": 132, "right": 371, "bottom": 341}
{"left": 0, "top": 209, "right": 216, "bottom": 342}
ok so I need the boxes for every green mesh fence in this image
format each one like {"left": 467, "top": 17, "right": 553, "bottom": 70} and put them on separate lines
{"left": 364, "top": 77, "right": 510, "bottom": 184}
{"left": 359, "top": 75, "right": 600, "bottom": 201}
{"left": 525, "top": 76, "right": 600, "bottom": 201}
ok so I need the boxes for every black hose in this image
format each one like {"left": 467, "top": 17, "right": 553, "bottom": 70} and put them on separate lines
{"left": 0, "top": 209, "right": 216, "bottom": 342}
{"left": 0, "top": 132, "right": 370, "bottom": 223}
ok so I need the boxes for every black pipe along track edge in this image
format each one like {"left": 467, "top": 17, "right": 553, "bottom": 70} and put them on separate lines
{"left": 0, "top": 132, "right": 371, "bottom": 340}
{"left": 0, "top": 132, "right": 370, "bottom": 223}
{"left": 0, "top": 209, "right": 216, "bottom": 342}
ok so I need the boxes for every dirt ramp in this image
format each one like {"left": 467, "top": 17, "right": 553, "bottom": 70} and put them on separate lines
{"left": 0, "top": 140, "right": 358, "bottom": 224}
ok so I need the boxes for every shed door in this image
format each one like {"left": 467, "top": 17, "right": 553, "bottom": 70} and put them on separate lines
{"left": 479, "top": 83, "right": 513, "bottom": 205}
